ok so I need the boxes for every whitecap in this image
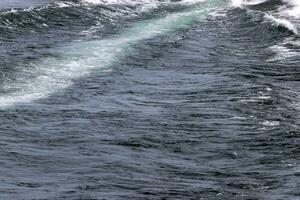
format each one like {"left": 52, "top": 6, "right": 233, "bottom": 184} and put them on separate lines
{"left": 282, "top": 0, "right": 300, "bottom": 19}
{"left": 264, "top": 14, "right": 298, "bottom": 34}
{"left": 261, "top": 120, "right": 280, "bottom": 127}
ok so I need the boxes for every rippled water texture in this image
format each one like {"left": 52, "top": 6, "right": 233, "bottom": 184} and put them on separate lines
{"left": 0, "top": 0, "right": 300, "bottom": 199}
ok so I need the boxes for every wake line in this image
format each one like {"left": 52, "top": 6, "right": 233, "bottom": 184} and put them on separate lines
{"left": 0, "top": 0, "right": 227, "bottom": 108}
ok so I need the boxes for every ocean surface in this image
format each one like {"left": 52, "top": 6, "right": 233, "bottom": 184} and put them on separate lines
{"left": 0, "top": 0, "right": 300, "bottom": 199}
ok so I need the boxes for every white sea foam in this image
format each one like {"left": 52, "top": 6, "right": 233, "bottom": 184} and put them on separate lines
{"left": 232, "top": 0, "right": 300, "bottom": 61}
{"left": 0, "top": 1, "right": 223, "bottom": 108}
{"left": 80, "top": 0, "right": 208, "bottom": 15}
{"left": 261, "top": 120, "right": 280, "bottom": 127}
{"left": 82, "top": 0, "right": 151, "bottom": 5}
{"left": 54, "top": 2, "right": 75, "bottom": 8}
{"left": 264, "top": 0, "right": 300, "bottom": 61}
{"left": 81, "top": 0, "right": 207, "bottom": 5}
{"left": 231, "top": 0, "right": 267, "bottom": 7}
{"left": 267, "top": 38, "right": 300, "bottom": 62}
{"left": 231, "top": 0, "right": 243, "bottom": 7}
{"left": 265, "top": 14, "right": 298, "bottom": 34}
{"left": 282, "top": 0, "right": 300, "bottom": 19}
{"left": 231, "top": 0, "right": 299, "bottom": 31}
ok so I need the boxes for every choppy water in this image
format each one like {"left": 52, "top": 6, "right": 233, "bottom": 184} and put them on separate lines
{"left": 0, "top": 0, "right": 300, "bottom": 199}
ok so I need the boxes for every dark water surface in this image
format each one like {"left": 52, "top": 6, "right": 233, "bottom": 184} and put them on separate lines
{"left": 0, "top": 0, "right": 300, "bottom": 199}
{"left": 0, "top": 0, "right": 56, "bottom": 9}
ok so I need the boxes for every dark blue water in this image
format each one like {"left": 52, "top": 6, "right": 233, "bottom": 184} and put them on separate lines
{"left": 0, "top": 0, "right": 300, "bottom": 199}
{"left": 0, "top": 0, "right": 56, "bottom": 9}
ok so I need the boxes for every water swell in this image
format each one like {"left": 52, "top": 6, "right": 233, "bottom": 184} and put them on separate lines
{"left": 1, "top": 1, "right": 300, "bottom": 199}
{"left": 230, "top": 0, "right": 300, "bottom": 62}
{"left": 232, "top": 0, "right": 299, "bottom": 34}
{"left": 0, "top": 0, "right": 216, "bottom": 39}
{"left": 0, "top": 0, "right": 298, "bottom": 108}
{"left": 0, "top": 1, "right": 131, "bottom": 34}
{"left": 264, "top": 14, "right": 298, "bottom": 35}
{"left": 0, "top": 0, "right": 228, "bottom": 108}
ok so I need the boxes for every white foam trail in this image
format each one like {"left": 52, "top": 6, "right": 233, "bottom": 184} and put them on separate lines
{"left": 0, "top": 1, "right": 225, "bottom": 108}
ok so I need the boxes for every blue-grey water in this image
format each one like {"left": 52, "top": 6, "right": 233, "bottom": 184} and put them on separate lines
{"left": 0, "top": 0, "right": 300, "bottom": 199}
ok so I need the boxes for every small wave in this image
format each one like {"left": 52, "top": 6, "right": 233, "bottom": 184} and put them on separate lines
{"left": 0, "top": 0, "right": 133, "bottom": 37}
{"left": 231, "top": 0, "right": 271, "bottom": 7}
{"left": 231, "top": 0, "right": 299, "bottom": 63}
{"left": 0, "top": 0, "right": 213, "bottom": 34}
{"left": 81, "top": 0, "right": 207, "bottom": 5}
{"left": 53, "top": 1, "right": 79, "bottom": 8}
{"left": 80, "top": 0, "right": 209, "bottom": 12}
{"left": 231, "top": 0, "right": 299, "bottom": 22}
{"left": 261, "top": 120, "right": 280, "bottom": 127}
{"left": 79, "top": 0, "right": 210, "bottom": 13}
{"left": 265, "top": 14, "right": 298, "bottom": 34}
{"left": 267, "top": 38, "right": 300, "bottom": 62}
